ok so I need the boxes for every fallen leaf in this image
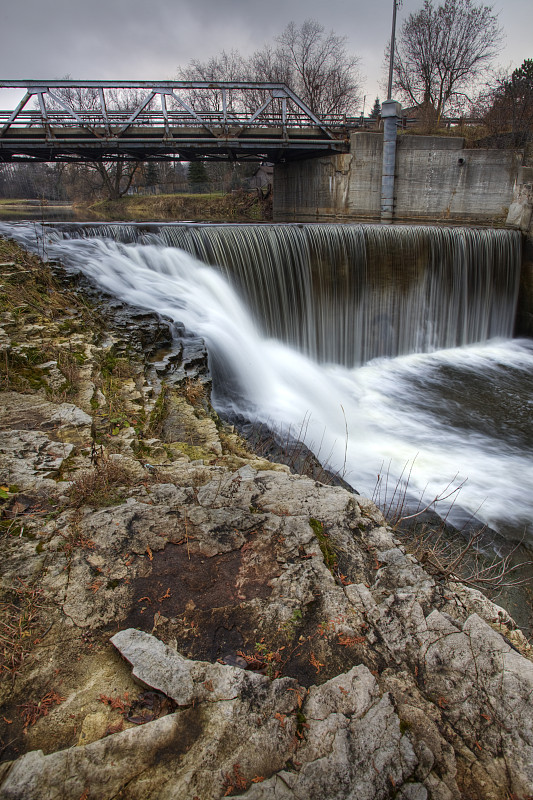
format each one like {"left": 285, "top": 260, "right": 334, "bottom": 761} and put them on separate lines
{"left": 127, "top": 714, "right": 154, "bottom": 725}
{"left": 337, "top": 634, "right": 366, "bottom": 647}
{"left": 309, "top": 652, "right": 324, "bottom": 673}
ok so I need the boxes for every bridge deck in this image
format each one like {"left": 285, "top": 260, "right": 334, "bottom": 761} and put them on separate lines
{"left": 0, "top": 125, "right": 349, "bottom": 163}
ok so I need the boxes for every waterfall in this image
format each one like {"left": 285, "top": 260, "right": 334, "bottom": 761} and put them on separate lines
{"left": 2, "top": 220, "right": 532, "bottom": 545}
{"left": 49, "top": 223, "right": 521, "bottom": 366}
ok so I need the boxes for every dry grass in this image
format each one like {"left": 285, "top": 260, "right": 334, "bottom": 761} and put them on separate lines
{"left": 0, "top": 579, "right": 50, "bottom": 682}
{"left": 0, "top": 238, "right": 89, "bottom": 322}
{"left": 181, "top": 377, "right": 205, "bottom": 406}
{"left": 0, "top": 237, "right": 95, "bottom": 397}
{"left": 89, "top": 190, "right": 272, "bottom": 222}
{"left": 92, "top": 346, "right": 139, "bottom": 435}
{"left": 398, "top": 118, "right": 490, "bottom": 148}
{"left": 1, "top": 342, "right": 85, "bottom": 398}
{"left": 67, "top": 458, "right": 137, "bottom": 508}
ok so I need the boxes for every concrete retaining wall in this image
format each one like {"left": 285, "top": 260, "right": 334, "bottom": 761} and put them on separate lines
{"left": 274, "top": 132, "right": 521, "bottom": 225}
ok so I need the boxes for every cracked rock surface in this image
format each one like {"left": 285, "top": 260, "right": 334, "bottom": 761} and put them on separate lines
{"left": 1, "top": 239, "right": 533, "bottom": 800}
{"left": 2, "top": 454, "right": 533, "bottom": 799}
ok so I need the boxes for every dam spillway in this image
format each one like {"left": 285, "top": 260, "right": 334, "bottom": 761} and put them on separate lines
{"left": 53, "top": 222, "right": 522, "bottom": 366}
{"left": 1, "top": 220, "right": 531, "bottom": 550}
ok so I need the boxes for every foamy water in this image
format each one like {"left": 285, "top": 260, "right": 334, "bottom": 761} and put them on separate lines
{"left": 2, "top": 223, "right": 532, "bottom": 542}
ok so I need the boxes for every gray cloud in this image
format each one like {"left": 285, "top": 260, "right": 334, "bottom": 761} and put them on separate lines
{"left": 0, "top": 0, "right": 530, "bottom": 108}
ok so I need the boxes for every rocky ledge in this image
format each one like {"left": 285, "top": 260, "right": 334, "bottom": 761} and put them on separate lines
{"left": 0, "top": 237, "right": 532, "bottom": 800}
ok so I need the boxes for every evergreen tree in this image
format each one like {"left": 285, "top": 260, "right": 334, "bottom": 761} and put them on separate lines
{"left": 144, "top": 162, "right": 159, "bottom": 190}
{"left": 187, "top": 161, "right": 210, "bottom": 193}
{"left": 369, "top": 97, "right": 381, "bottom": 118}
{"left": 485, "top": 59, "right": 533, "bottom": 146}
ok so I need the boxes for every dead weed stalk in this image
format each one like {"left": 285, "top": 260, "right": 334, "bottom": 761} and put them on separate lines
{"left": 68, "top": 457, "right": 136, "bottom": 508}
{"left": 241, "top": 414, "right": 348, "bottom": 488}
{"left": 373, "top": 459, "right": 533, "bottom": 599}
{"left": 181, "top": 377, "right": 205, "bottom": 406}
{"left": 0, "top": 579, "right": 49, "bottom": 682}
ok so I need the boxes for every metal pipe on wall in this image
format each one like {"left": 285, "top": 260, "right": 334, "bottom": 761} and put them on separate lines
{"left": 380, "top": 99, "right": 401, "bottom": 224}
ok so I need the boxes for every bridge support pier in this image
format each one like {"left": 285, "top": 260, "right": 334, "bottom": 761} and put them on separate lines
{"left": 380, "top": 100, "right": 401, "bottom": 224}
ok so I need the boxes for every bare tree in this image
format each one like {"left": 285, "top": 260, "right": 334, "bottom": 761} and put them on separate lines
{"left": 241, "top": 45, "right": 293, "bottom": 117}
{"left": 0, "top": 162, "right": 67, "bottom": 200}
{"left": 178, "top": 50, "right": 245, "bottom": 114}
{"left": 178, "top": 20, "right": 362, "bottom": 118}
{"left": 483, "top": 59, "right": 533, "bottom": 145}
{"left": 391, "top": 0, "right": 503, "bottom": 119}
{"left": 84, "top": 160, "right": 138, "bottom": 201}
{"left": 274, "top": 20, "right": 362, "bottom": 116}
{"left": 46, "top": 84, "right": 150, "bottom": 200}
{"left": 246, "top": 44, "right": 291, "bottom": 86}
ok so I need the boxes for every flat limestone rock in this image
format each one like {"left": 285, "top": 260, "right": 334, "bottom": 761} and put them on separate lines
{"left": 111, "top": 628, "right": 271, "bottom": 706}
{"left": 0, "top": 429, "right": 73, "bottom": 489}
{"left": 0, "top": 392, "right": 92, "bottom": 488}
{"left": 160, "top": 394, "right": 222, "bottom": 456}
{"left": 0, "top": 392, "right": 91, "bottom": 432}
{"left": 1, "top": 634, "right": 299, "bottom": 800}
{"left": 3, "top": 457, "right": 533, "bottom": 799}
{"left": 6, "top": 610, "right": 532, "bottom": 800}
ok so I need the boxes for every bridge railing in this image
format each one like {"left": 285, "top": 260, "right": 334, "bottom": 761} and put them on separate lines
{"left": 0, "top": 109, "right": 349, "bottom": 132}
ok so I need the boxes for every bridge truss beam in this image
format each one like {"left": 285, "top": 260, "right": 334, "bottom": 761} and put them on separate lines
{"left": 0, "top": 81, "right": 351, "bottom": 163}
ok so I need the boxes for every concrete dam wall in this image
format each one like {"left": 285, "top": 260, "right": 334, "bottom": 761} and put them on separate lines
{"left": 273, "top": 132, "right": 521, "bottom": 225}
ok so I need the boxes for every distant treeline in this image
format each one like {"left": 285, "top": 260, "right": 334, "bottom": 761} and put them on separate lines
{"left": 0, "top": 160, "right": 262, "bottom": 203}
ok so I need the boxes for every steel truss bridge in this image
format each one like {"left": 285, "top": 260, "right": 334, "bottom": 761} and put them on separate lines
{"left": 0, "top": 80, "right": 353, "bottom": 164}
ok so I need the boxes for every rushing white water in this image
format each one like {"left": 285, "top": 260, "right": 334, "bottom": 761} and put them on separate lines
{"left": 2, "top": 222, "right": 532, "bottom": 543}
{"left": 45, "top": 222, "right": 522, "bottom": 366}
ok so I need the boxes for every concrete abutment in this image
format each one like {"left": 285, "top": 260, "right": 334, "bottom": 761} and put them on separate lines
{"left": 273, "top": 129, "right": 533, "bottom": 336}
{"left": 274, "top": 131, "right": 522, "bottom": 226}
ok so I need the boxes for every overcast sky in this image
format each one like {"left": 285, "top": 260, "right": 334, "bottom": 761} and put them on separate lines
{"left": 0, "top": 0, "right": 531, "bottom": 110}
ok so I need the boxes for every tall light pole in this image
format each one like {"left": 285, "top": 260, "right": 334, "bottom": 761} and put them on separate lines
{"left": 382, "top": 0, "right": 402, "bottom": 223}
{"left": 387, "top": 0, "right": 400, "bottom": 99}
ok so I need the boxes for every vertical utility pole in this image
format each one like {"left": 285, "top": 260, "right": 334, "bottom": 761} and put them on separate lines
{"left": 387, "top": 0, "right": 399, "bottom": 100}
{"left": 381, "top": 0, "right": 402, "bottom": 224}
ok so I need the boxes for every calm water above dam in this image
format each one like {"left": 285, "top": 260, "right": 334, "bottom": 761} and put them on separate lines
{"left": 2, "top": 221, "right": 532, "bottom": 563}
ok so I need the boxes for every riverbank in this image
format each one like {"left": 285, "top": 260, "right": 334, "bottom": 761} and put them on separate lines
{"left": 1, "top": 236, "right": 533, "bottom": 799}
{"left": 87, "top": 189, "right": 273, "bottom": 222}
{"left": 0, "top": 190, "right": 273, "bottom": 224}
{"left": 0, "top": 200, "right": 78, "bottom": 222}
